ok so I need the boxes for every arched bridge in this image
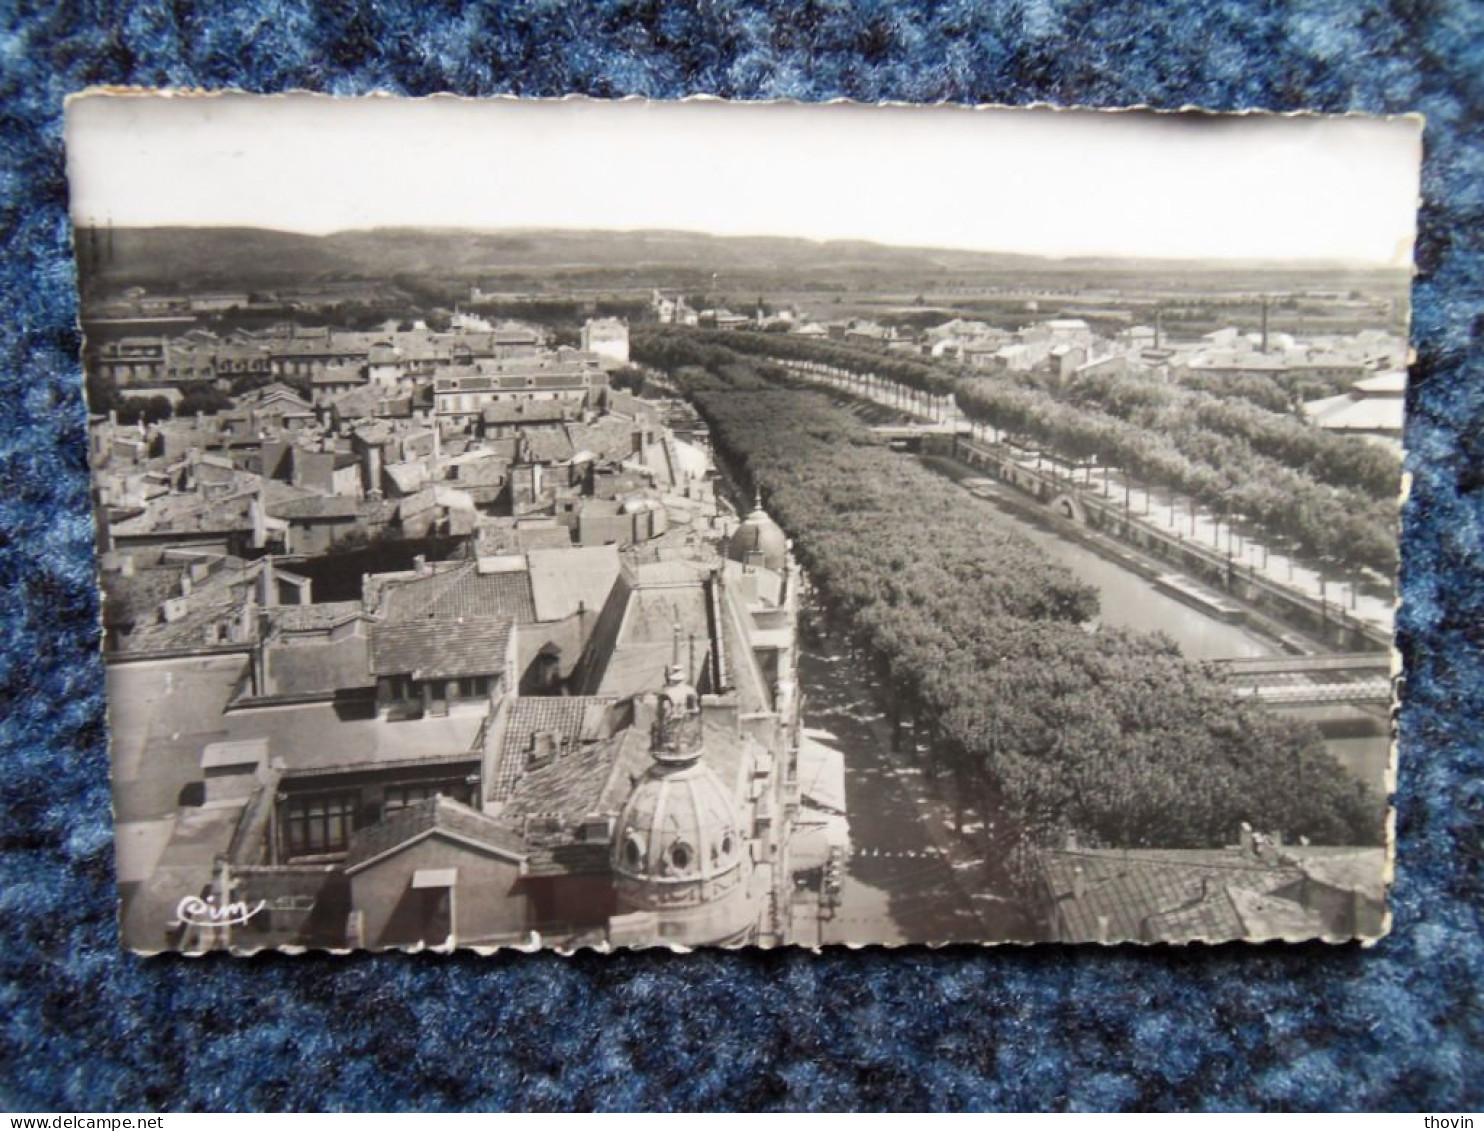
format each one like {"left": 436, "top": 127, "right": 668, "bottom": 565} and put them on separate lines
{"left": 1210, "top": 652, "right": 1394, "bottom": 708}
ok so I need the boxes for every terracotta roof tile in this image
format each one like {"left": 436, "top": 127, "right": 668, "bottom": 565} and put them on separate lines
{"left": 380, "top": 562, "right": 537, "bottom": 624}
{"left": 490, "top": 696, "right": 620, "bottom": 801}
{"left": 344, "top": 795, "right": 525, "bottom": 872}
{"left": 269, "top": 601, "right": 364, "bottom": 632}
{"left": 1039, "top": 848, "right": 1306, "bottom": 943}
{"left": 501, "top": 727, "right": 651, "bottom": 825}
{"left": 369, "top": 617, "right": 511, "bottom": 680}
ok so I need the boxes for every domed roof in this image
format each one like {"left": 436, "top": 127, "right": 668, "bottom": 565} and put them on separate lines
{"left": 611, "top": 757, "right": 747, "bottom": 886}
{"left": 610, "top": 666, "right": 747, "bottom": 888}
{"left": 727, "top": 491, "right": 787, "bottom": 571}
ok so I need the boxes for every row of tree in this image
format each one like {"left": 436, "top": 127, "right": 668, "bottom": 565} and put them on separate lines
{"left": 86, "top": 372, "right": 237, "bottom": 425}
{"left": 1172, "top": 366, "right": 1302, "bottom": 414}
{"left": 635, "top": 332, "right": 1383, "bottom": 858}
{"left": 953, "top": 378, "right": 1399, "bottom": 575}
{"left": 669, "top": 330, "right": 1398, "bottom": 576}
{"left": 87, "top": 369, "right": 313, "bottom": 426}
{"left": 1061, "top": 371, "right": 1400, "bottom": 501}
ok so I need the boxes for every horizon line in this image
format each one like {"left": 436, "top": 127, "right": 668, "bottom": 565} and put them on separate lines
{"left": 76, "top": 221, "right": 1409, "bottom": 271}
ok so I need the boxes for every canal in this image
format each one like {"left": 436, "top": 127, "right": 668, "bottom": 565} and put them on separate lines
{"left": 916, "top": 454, "right": 1279, "bottom": 661}
{"left": 914, "top": 452, "right": 1390, "bottom": 794}
{"left": 690, "top": 383, "right": 1384, "bottom": 944}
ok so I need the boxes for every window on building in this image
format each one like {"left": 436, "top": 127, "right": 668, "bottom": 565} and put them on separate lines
{"left": 385, "top": 675, "right": 420, "bottom": 701}
{"left": 456, "top": 676, "right": 489, "bottom": 699}
{"left": 282, "top": 791, "right": 359, "bottom": 857}
{"left": 383, "top": 780, "right": 474, "bottom": 816}
{"left": 623, "top": 834, "right": 645, "bottom": 871}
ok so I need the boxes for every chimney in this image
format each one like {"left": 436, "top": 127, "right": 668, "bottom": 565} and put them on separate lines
{"left": 1253, "top": 831, "right": 1274, "bottom": 862}
{"left": 413, "top": 554, "right": 428, "bottom": 576}
{"left": 249, "top": 492, "right": 267, "bottom": 551}
{"left": 528, "top": 730, "right": 558, "bottom": 767}
{"left": 259, "top": 555, "right": 277, "bottom": 607}
{"left": 1238, "top": 821, "right": 1255, "bottom": 857}
{"left": 1095, "top": 915, "right": 1111, "bottom": 944}
{"left": 362, "top": 441, "right": 384, "bottom": 500}
{"left": 1260, "top": 295, "right": 1270, "bottom": 354}
{"left": 1071, "top": 865, "right": 1087, "bottom": 901}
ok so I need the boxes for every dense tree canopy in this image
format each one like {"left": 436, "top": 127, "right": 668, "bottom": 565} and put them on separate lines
{"left": 635, "top": 331, "right": 1383, "bottom": 858}
{"left": 657, "top": 328, "right": 1400, "bottom": 577}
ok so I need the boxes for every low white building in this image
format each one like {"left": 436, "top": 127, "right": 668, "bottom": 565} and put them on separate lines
{"left": 580, "top": 318, "right": 630, "bottom": 368}
{"left": 1302, "top": 370, "right": 1406, "bottom": 452}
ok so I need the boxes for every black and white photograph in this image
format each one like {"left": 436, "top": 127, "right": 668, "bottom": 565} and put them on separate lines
{"left": 66, "top": 94, "right": 1419, "bottom": 953}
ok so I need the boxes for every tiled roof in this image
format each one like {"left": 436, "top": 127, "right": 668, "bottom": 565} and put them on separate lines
{"left": 380, "top": 562, "right": 537, "bottom": 625}
{"left": 369, "top": 616, "right": 511, "bottom": 679}
{"left": 263, "top": 634, "right": 372, "bottom": 695}
{"left": 605, "top": 391, "right": 660, "bottom": 424}
{"left": 448, "top": 456, "right": 509, "bottom": 487}
{"left": 110, "top": 492, "right": 255, "bottom": 537}
{"left": 1225, "top": 886, "right": 1327, "bottom": 938}
{"left": 102, "top": 564, "right": 184, "bottom": 626}
{"left": 116, "top": 590, "right": 246, "bottom": 653}
{"left": 1038, "top": 848, "right": 1308, "bottom": 944}
{"left": 330, "top": 387, "right": 379, "bottom": 419}
{"left": 490, "top": 695, "right": 620, "bottom": 801}
{"left": 269, "top": 601, "right": 364, "bottom": 632}
{"left": 501, "top": 726, "right": 650, "bottom": 825}
{"left": 1137, "top": 885, "right": 1249, "bottom": 940}
{"left": 567, "top": 418, "right": 641, "bottom": 463}
{"left": 523, "top": 841, "right": 611, "bottom": 877}
{"left": 384, "top": 462, "right": 428, "bottom": 495}
{"left": 522, "top": 429, "right": 577, "bottom": 464}
{"left": 475, "top": 521, "right": 573, "bottom": 556}
{"left": 240, "top": 383, "right": 312, "bottom": 409}
{"left": 344, "top": 796, "right": 526, "bottom": 872}
{"left": 1280, "top": 846, "right": 1387, "bottom": 902}
{"left": 268, "top": 494, "right": 363, "bottom": 520}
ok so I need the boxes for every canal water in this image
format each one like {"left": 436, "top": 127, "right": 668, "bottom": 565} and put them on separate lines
{"left": 912, "top": 454, "right": 1390, "bottom": 795}
{"left": 936, "top": 470, "right": 1280, "bottom": 661}
{"left": 704, "top": 396, "right": 1387, "bottom": 939}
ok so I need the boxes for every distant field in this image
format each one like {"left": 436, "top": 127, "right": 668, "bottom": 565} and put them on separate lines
{"left": 80, "top": 225, "right": 1410, "bottom": 320}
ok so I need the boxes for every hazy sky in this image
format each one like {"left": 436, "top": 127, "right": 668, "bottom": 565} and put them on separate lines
{"left": 65, "top": 94, "right": 1423, "bottom": 265}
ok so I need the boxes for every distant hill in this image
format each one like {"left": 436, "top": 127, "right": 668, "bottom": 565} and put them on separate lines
{"left": 78, "top": 225, "right": 1409, "bottom": 293}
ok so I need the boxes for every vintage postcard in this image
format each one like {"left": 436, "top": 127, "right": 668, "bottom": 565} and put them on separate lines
{"left": 65, "top": 94, "right": 1419, "bottom": 953}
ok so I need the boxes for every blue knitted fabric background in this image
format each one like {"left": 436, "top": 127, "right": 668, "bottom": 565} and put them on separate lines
{"left": 1, "top": 0, "right": 1480, "bottom": 1112}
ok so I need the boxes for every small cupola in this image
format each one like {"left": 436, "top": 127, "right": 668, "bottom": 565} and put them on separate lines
{"left": 727, "top": 488, "right": 787, "bottom": 572}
